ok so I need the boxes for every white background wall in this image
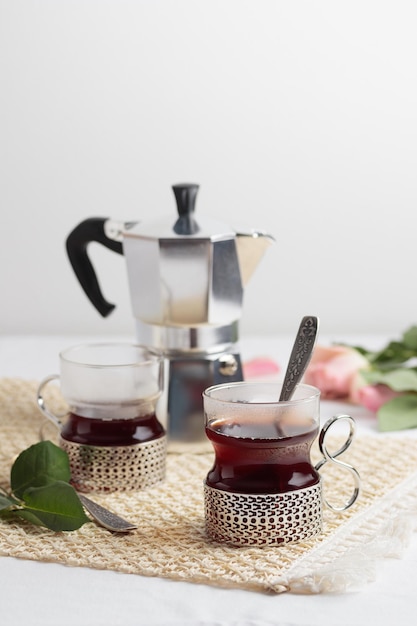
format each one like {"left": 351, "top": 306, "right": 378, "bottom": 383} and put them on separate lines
{"left": 1, "top": 1, "right": 416, "bottom": 341}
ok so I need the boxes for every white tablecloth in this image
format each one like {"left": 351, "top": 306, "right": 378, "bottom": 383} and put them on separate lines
{"left": 1, "top": 334, "right": 416, "bottom": 626}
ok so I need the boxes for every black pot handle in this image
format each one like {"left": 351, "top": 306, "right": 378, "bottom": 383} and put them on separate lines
{"left": 66, "top": 218, "right": 123, "bottom": 317}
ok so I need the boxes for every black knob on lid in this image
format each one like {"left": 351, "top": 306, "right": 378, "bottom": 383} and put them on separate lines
{"left": 172, "top": 183, "right": 200, "bottom": 235}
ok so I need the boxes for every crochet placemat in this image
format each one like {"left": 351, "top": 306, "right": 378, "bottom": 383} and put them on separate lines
{"left": 1, "top": 377, "right": 417, "bottom": 594}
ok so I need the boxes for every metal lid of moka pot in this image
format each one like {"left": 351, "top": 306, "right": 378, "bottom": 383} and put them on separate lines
{"left": 123, "top": 184, "right": 236, "bottom": 241}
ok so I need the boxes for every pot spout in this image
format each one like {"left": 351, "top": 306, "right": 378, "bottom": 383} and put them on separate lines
{"left": 235, "top": 230, "right": 275, "bottom": 286}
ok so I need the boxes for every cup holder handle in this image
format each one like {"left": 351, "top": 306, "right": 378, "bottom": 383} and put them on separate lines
{"left": 315, "top": 414, "right": 361, "bottom": 512}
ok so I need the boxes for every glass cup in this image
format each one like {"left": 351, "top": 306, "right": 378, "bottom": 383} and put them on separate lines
{"left": 37, "top": 343, "right": 166, "bottom": 493}
{"left": 203, "top": 382, "right": 360, "bottom": 547}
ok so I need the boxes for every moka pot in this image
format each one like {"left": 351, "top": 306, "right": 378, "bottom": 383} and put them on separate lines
{"left": 66, "top": 183, "right": 275, "bottom": 443}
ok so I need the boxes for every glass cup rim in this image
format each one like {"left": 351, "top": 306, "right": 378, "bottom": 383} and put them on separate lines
{"left": 203, "top": 381, "right": 320, "bottom": 406}
{"left": 59, "top": 343, "right": 163, "bottom": 369}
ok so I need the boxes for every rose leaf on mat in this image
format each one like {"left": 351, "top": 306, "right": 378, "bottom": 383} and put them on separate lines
{"left": 0, "top": 441, "right": 90, "bottom": 532}
{"left": 14, "top": 481, "right": 90, "bottom": 531}
{"left": 11, "top": 440, "right": 71, "bottom": 499}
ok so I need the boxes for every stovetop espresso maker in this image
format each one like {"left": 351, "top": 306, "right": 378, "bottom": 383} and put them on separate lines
{"left": 66, "top": 183, "right": 274, "bottom": 443}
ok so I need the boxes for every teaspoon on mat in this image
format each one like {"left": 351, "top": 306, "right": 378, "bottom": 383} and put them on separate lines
{"left": 279, "top": 315, "right": 319, "bottom": 402}
{"left": 77, "top": 493, "right": 137, "bottom": 533}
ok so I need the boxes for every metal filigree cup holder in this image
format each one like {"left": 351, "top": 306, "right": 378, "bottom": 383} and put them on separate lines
{"left": 204, "top": 481, "right": 323, "bottom": 547}
{"left": 60, "top": 436, "right": 167, "bottom": 493}
{"left": 203, "top": 383, "right": 361, "bottom": 547}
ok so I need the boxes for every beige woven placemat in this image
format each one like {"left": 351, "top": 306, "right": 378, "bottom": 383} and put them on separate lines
{"left": 1, "top": 377, "right": 417, "bottom": 594}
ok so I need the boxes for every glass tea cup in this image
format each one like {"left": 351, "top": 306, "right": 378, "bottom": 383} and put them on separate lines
{"left": 203, "top": 382, "right": 360, "bottom": 547}
{"left": 37, "top": 343, "right": 166, "bottom": 493}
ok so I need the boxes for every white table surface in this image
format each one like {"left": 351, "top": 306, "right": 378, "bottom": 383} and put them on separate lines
{"left": 1, "top": 334, "right": 417, "bottom": 626}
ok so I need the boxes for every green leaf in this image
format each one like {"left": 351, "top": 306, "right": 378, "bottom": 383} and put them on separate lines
{"left": 378, "top": 394, "right": 417, "bottom": 432}
{"left": 16, "top": 482, "right": 90, "bottom": 531}
{"left": 13, "top": 509, "right": 48, "bottom": 527}
{"left": 370, "top": 341, "right": 415, "bottom": 369}
{"left": 362, "top": 368, "right": 417, "bottom": 392}
{"left": 0, "top": 494, "right": 18, "bottom": 513}
{"left": 11, "top": 441, "right": 71, "bottom": 499}
{"left": 402, "top": 326, "right": 417, "bottom": 351}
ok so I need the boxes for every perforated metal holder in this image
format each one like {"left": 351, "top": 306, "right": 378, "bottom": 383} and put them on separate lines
{"left": 60, "top": 435, "right": 167, "bottom": 493}
{"left": 204, "top": 481, "right": 323, "bottom": 547}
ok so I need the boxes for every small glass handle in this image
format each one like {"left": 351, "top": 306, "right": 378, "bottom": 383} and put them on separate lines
{"left": 37, "top": 375, "right": 68, "bottom": 439}
{"left": 315, "top": 414, "right": 361, "bottom": 512}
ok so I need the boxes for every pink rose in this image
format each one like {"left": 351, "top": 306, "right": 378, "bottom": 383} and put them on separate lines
{"left": 304, "top": 345, "right": 369, "bottom": 400}
{"left": 355, "top": 384, "right": 403, "bottom": 413}
{"left": 243, "top": 357, "right": 280, "bottom": 380}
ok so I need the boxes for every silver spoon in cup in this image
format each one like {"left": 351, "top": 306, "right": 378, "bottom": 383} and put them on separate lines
{"left": 279, "top": 315, "right": 319, "bottom": 402}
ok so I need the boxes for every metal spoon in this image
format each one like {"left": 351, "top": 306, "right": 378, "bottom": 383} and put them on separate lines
{"left": 78, "top": 493, "right": 137, "bottom": 533}
{"left": 279, "top": 316, "right": 319, "bottom": 402}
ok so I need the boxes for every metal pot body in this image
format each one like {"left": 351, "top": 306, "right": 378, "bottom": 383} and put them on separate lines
{"left": 123, "top": 220, "right": 243, "bottom": 330}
